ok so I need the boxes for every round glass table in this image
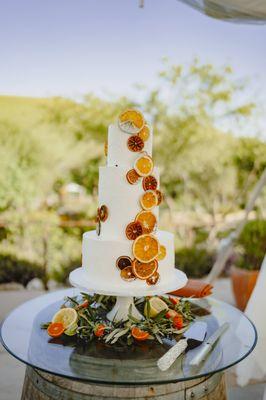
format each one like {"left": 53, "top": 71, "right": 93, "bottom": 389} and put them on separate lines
{"left": 0, "top": 288, "right": 257, "bottom": 400}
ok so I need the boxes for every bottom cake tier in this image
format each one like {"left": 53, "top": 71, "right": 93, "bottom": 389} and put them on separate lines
{"left": 77, "top": 230, "right": 187, "bottom": 295}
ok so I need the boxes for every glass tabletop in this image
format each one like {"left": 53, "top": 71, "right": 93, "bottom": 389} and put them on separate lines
{"left": 0, "top": 288, "right": 257, "bottom": 385}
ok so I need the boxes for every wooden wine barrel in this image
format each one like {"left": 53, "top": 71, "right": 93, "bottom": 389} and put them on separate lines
{"left": 21, "top": 366, "right": 227, "bottom": 400}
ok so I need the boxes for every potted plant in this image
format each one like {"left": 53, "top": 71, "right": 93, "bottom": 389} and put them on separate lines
{"left": 231, "top": 219, "right": 266, "bottom": 310}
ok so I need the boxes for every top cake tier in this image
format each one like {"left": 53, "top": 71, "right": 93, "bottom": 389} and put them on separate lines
{"left": 107, "top": 123, "right": 153, "bottom": 169}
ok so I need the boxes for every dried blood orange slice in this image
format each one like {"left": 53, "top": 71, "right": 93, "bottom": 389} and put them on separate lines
{"left": 155, "top": 190, "right": 164, "bottom": 205}
{"left": 125, "top": 221, "right": 143, "bottom": 240}
{"left": 118, "top": 109, "right": 145, "bottom": 134}
{"left": 98, "top": 205, "right": 108, "bottom": 222}
{"left": 157, "top": 244, "right": 167, "bottom": 261}
{"left": 116, "top": 256, "right": 132, "bottom": 271}
{"left": 140, "top": 190, "right": 158, "bottom": 211}
{"left": 135, "top": 211, "right": 157, "bottom": 234}
{"left": 127, "top": 135, "right": 144, "bottom": 152}
{"left": 126, "top": 169, "right": 140, "bottom": 185}
{"left": 132, "top": 234, "right": 159, "bottom": 263}
{"left": 132, "top": 259, "right": 158, "bottom": 280}
{"left": 138, "top": 124, "right": 150, "bottom": 142}
{"left": 134, "top": 154, "right": 154, "bottom": 177}
{"left": 120, "top": 266, "right": 136, "bottom": 281}
{"left": 146, "top": 271, "right": 160, "bottom": 286}
{"left": 142, "top": 175, "right": 158, "bottom": 191}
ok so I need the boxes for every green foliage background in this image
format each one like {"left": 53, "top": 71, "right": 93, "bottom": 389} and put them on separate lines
{"left": 0, "top": 61, "right": 265, "bottom": 285}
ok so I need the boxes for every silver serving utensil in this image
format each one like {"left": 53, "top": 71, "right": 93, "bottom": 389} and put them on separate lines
{"left": 157, "top": 321, "right": 207, "bottom": 371}
{"left": 189, "top": 322, "right": 229, "bottom": 366}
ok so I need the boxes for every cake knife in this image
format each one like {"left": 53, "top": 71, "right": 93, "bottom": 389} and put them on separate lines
{"left": 189, "top": 322, "right": 229, "bottom": 366}
{"left": 157, "top": 321, "right": 207, "bottom": 371}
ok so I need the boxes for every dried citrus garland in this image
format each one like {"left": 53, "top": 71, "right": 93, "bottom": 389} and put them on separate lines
{"left": 41, "top": 294, "right": 195, "bottom": 346}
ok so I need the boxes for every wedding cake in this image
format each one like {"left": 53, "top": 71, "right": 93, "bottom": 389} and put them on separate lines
{"left": 71, "top": 110, "right": 187, "bottom": 295}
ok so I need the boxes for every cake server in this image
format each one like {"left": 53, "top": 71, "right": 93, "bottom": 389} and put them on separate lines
{"left": 157, "top": 321, "right": 207, "bottom": 371}
{"left": 189, "top": 322, "right": 229, "bottom": 366}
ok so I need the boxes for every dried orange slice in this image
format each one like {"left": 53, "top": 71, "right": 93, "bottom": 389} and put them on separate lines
{"left": 116, "top": 256, "right": 132, "bottom": 271}
{"left": 134, "top": 154, "right": 154, "bottom": 177}
{"left": 120, "top": 266, "right": 136, "bottom": 281}
{"left": 146, "top": 271, "right": 160, "bottom": 286}
{"left": 155, "top": 190, "right": 164, "bottom": 205}
{"left": 126, "top": 169, "right": 140, "bottom": 185}
{"left": 131, "top": 327, "right": 149, "bottom": 341}
{"left": 135, "top": 211, "right": 157, "bottom": 234}
{"left": 140, "top": 190, "right": 158, "bottom": 211}
{"left": 47, "top": 322, "right": 65, "bottom": 338}
{"left": 127, "top": 135, "right": 144, "bottom": 152}
{"left": 98, "top": 205, "right": 108, "bottom": 222}
{"left": 118, "top": 109, "right": 145, "bottom": 134}
{"left": 157, "top": 244, "right": 167, "bottom": 261}
{"left": 143, "top": 175, "right": 158, "bottom": 191}
{"left": 104, "top": 140, "right": 108, "bottom": 156}
{"left": 125, "top": 221, "right": 143, "bottom": 240}
{"left": 132, "top": 234, "right": 159, "bottom": 263}
{"left": 138, "top": 124, "right": 150, "bottom": 142}
{"left": 132, "top": 259, "right": 158, "bottom": 280}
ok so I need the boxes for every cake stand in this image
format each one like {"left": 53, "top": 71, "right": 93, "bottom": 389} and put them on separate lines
{"left": 69, "top": 267, "right": 188, "bottom": 322}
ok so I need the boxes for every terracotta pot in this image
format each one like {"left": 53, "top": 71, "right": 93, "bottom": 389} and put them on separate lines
{"left": 230, "top": 265, "right": 259, "bottom": 311}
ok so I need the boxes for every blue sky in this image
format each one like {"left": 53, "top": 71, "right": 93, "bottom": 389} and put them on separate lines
{"left": 0, "top": 0, "right": 266, "bottom": 99}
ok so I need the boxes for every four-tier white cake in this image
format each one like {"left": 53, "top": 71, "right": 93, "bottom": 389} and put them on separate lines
{"left": 71, "top": 110, "right": 187, "bottom": 296}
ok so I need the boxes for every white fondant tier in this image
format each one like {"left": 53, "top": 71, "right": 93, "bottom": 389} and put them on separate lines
{"left": 107, "top": 124, "right": 153, "bottom": 168}
{"left": 98, "top": 166, "right": 160, "bottom": 241}
{"left": 80, "top": 230, "right": 180, "bottom": 294}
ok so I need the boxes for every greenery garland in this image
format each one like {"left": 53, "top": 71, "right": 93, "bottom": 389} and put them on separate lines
{"left": 42, "top": 294, "right": 195, "bottom": 346}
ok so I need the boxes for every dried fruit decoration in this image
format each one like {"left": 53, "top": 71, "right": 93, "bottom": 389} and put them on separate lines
{"left": 131, "top": 327, "right": 149, "bottom": 341}
{"left": 138, "top": 124, "right": 150, "bottom": 142}
{"left": 135, "top": 211, "right": 157, "bottom": 234}
{"left": 132, "top": 259, "right": 158, "bottom": 280}
{"left": 98, "top": 205, "right": 109, "bottom": 222}
{"left": 47, "top": 322, "right": 65, "bottom": 338}
{"left": 142, "top": 175, "right": 158, "bottom": 191}
{"left": 125, "top": 221, "right": 143, "bottom": 240}
{"left": 134, "top": 153, "right": 154, "bottom": 177}
{"left": 140, "top": 190, "right": 158, "bottom": 211}
{"left": 146, "top": 271, "right": 160, "bottom": 286}
{"left": 157, "top": 244, "right": 167, "bottom": 261}
{"left": 126, "top": 169, "right": 140, "bottom": 185}
{"left": 118, "top": 109, "right": 145, "bottom": 134}
{"left": 120, "top": 266, "right": 136, "bottom": 281}
{"left": 127, "top": 135, "right": 144, "bottom": 152}
{"left": 132, "top": 234, "right": 159, "bottom": 263}
{"left": 155, "top": 190, "right": 164, "bottom": 205}
{"left": 116, "top": 256, "right": 132, "bottom": 271}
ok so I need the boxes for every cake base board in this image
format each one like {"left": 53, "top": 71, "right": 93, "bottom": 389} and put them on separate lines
{"left": 69, "top": 267, "right": 187, "bottom": 297}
